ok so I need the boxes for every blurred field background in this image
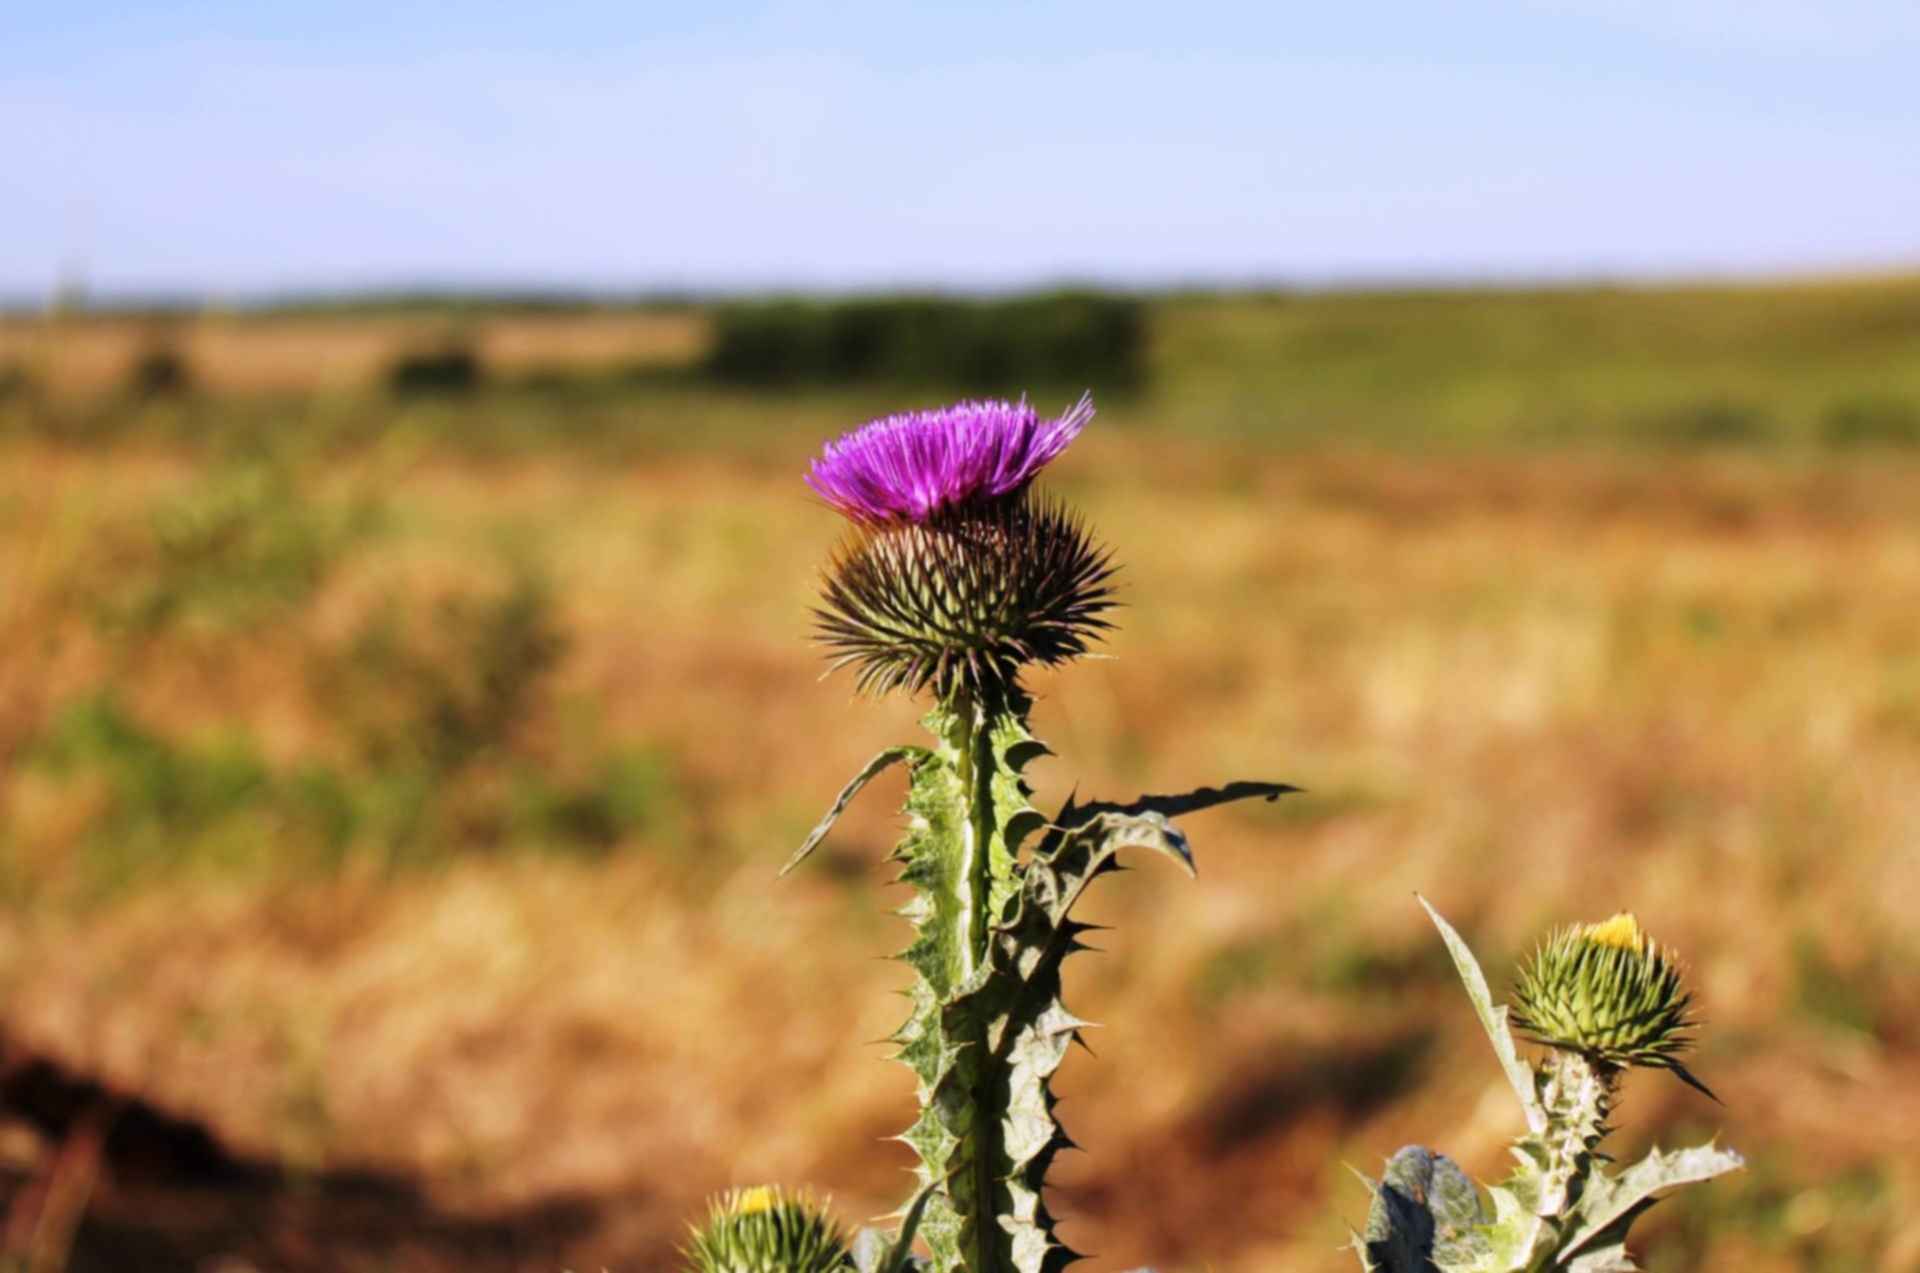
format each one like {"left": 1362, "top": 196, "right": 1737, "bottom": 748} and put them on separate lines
{"left": 1, "top": 277, "right": 1918, "bottom": 1271}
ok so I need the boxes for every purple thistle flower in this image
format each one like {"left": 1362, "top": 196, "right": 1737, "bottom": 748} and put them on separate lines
{"left": 805, "top": 393, "right": 1093, "bottom": 525}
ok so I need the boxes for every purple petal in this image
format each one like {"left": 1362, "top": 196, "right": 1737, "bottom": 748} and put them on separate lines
{"left": 805, "top": 393, "right": 1093, "bottom": 524}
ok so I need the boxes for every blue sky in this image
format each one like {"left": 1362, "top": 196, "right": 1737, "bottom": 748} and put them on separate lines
{"left": 4, "top": 0, "right": 1917, "bottom": 297}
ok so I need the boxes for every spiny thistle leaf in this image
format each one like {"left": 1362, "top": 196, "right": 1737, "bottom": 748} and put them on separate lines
{"left": 1025, "top": 780, "right": 1299, "bottom": 866}
{"left": 1361, "top": 1146, "right": 1495, "bottom": 1273}
{"left": 978, "top": 809, "right": 1198, "bottom": 1273}
{"left": 1417, "top": 896, "right": 1546, "bottom": 1135}
{"left": 782, "top": 745, "right": 928, "bottom": 877}
{"left": 815, "top": 495, "right": 1116, "bottom": 701}
{"left": 683, "top": 1186, "right": 853, "bottom": 1273}
{"left": 850, "top": 1182, "right": 940, "bottom": 1273}
{"left": 1560, "top": 1142, "right": 1744, "bottom": 1266}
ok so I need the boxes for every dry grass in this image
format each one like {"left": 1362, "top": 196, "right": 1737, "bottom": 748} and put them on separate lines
{"left": 2, "top": 421, "right": 1917, "bottom": 1270}
{"left": 0, "top": 310, "right": 706, "bottom": 397}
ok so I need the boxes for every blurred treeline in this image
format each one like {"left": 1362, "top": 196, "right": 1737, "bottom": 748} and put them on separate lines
{"left": 703, "top": 292, "right": 1145, "bottom": 391}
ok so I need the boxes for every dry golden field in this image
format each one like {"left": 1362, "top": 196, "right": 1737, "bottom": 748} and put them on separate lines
{"left": 1, "top": 284, "right": 1918, "bottom": 1271}
{"left": 0, "top": 308, "right": 706, "bottom": 398}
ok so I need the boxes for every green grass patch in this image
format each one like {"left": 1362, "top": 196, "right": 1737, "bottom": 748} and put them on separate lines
{"left": 87, "top": 458, "right": 387, "bottom": 637}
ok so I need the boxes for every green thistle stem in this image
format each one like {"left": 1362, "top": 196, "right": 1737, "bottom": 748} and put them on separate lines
{"left": 795, "top": 687, "right": 1287, "bottom": 1273}
{"left": 948, "top": 691, "right": 994, "bottom": 985}
{"left": 959, "top": 696, "right": 999, "bottom": 1273}
{"left": 1526, "top": 1050, "right": 1617, "bottom": 1268}
{"left": 920, "top": 688, "right": 1028, "bottom": 1273}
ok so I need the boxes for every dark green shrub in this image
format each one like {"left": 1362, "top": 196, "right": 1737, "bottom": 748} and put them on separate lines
{"left": 511, "top": 748, "right": 674, "bottom": 855}
{"left": 704, "top": 292, "right": 1146, "bottom": 392}
{"left": 387, "top": 340, "right": 482, "bottom": 396}
{"left": 1643, "top": 397, "right": 1772, "bottom": 446}
{"left": 126, "top": 344, "right": 192, "bottom": 398}
{"left": 0, "top": 361, "right": 34, "bottom": 400}
{"left": 1820, "top": 394, "right": 1920, "bottom": 447}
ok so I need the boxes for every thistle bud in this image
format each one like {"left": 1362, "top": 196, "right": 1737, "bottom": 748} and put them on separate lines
{"left": 1509, "top": 913, "right": 1715, "bottom": 1097}
{"left": 683, "top": 1185, "right": 852, "bottom": 1273}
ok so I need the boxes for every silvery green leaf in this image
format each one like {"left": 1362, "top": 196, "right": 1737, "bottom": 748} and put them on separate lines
{"left": 1424, "top": 1155, "right": 1495, "bottom": 1268}
{"left": 1360, "top": 1145, "right": 1499, "bottom": 1272}
{"left": 1473, "top": 1184, "right": 1541, "bottom": 1271}
{"left": 974, "top": 791, "right": 1284, "bottom": 1273}
{"left": 782, "top": 746, "right": 927, "bottom": 876}
{"left": 851, "top": 1227, "right": 889, "bottom": 1273}
{"left": 1026, "top": 780, "right": 1298, "bottom": 864}
{"left": 851, "top": 1183, "right": 939, "bottom": 1273}
{"left": 1361, "top": 1147, "right": 1437, "bottom": 1272}
{"left": 1564, "top": 1245, "right": 1641, "bottom": 1272}
{"left": 1561, "top": 1143, "right": 1744, "bottom": 1261}
{"left": 1418, "top": 896, "right": 1546, "bottom": 1135}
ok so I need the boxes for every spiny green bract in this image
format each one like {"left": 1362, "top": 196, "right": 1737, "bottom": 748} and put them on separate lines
{"left": 683, "top": 1186, "right": 852, "bottom": 1273}
{"left": 1510, "top": 912, "right": 1710, "bottom": 1096}
{"left": 814, "top": 496, "right": 1116, "bottom": 701}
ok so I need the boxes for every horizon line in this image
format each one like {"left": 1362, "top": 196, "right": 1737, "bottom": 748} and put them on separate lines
{"left": 6, "top": 258, "right": 1919, "bottom": 318}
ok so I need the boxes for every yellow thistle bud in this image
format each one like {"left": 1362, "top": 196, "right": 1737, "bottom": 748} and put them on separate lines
{"left": 1510, "top": 914, "right": 1717, "bottom": 1099}
{"left": 682, "top": 1185, "right": 851, "bottom": 1273}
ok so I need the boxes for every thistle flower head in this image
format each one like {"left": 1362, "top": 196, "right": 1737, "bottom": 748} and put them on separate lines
{"left": 682, "top": 1185, "right": 851, "bottom": 1273}
{"left": 1510, "top": 913, "right": 1715, "bottom": 1098}
{"left": 809, "top": 394, "right": 1115, "bottom": 701}
{"left": 805, "top": 393, "right": 1092, "bottom": 526}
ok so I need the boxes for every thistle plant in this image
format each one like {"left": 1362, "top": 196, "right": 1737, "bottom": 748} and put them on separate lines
{"left": 1354, "top": 900, "right": 1742, "bottom": 1273}
{"left": 781, "top": 394, "right": 1291, "bottom": 1273}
